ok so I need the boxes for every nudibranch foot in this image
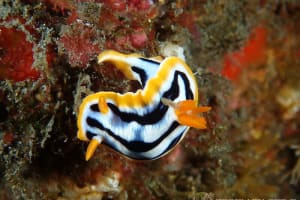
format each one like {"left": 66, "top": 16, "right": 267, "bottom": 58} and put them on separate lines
{"left": 161, "top": 98, "right": 211, "bottom": 129}
{"left": 86, "top": 136, "right": 103, "bottom": 161}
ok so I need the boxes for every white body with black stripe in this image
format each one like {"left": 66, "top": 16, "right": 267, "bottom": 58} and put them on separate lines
{"left": 77, "top": 50, "right": 207, "bottom": 160}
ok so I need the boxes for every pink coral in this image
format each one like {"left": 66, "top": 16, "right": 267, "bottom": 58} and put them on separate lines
{"left": 130, "top": 28, "right": 148, "bottom": 48}
{"left": 104, "top": 28, "right": 148, "bottom": 51}
{"left": 98, "top": 0, "right": 152, "bottom": 12}
{"left": 59, "top": 23, "right": 100, "bottom": 67}
{"left": 44, "top": 0, "right": 75, "bottom": 14}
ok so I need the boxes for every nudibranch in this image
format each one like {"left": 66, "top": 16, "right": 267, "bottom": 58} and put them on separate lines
{"left": 77, "top": 50, "right": 211, "bottom": 161}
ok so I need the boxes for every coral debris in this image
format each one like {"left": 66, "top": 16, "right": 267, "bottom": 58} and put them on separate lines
{"left": 0, "top": 0, "right": 300, "bottom": 199}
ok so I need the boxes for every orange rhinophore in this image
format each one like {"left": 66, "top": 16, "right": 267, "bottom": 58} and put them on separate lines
{"left": 162, "top": 98, "right": 211, "bottom": 129}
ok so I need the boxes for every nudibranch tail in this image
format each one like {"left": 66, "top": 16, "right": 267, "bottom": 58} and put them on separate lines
{"left": 162, "top": 98, "right": 211, "bottom": 129}
{"left": 97, "top": 50, "right": 138, "bottom": 80}
{"left": 97, "top": 50, "right": 162, "bottom": 88}
{"left": 86, "top": 137, "right": 103, "bottom": 161}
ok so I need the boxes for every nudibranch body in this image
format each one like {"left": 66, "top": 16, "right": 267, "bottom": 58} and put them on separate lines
{"left": 77, "top": 50, "right": 211, "bottom": 161}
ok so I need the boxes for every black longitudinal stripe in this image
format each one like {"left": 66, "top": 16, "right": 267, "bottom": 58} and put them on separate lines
{"left": 108, "top": 102, "right": 167, "bottom": 125}
{"left": 152, "top": 133, "right": 183, "bottom": 159}
{"left": 132, "top": 66, "right": 147, "bottom": 87}
{"left": 139, "top": 57, "right": 160, "bottom": 65}
{"left": 90, "top": 104, "right": 100, "bottom": 112}
{"left": 86, "top": 116, "right": 181, "bottom": 154}
{"left": 177, "top": 71, "right": 193, "bottom": 100}
{"left": 107, "top": 71, "right": 194, "bottom": 125}
{"left": 86, "top": 130, "right": 97, "bottom": 140}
